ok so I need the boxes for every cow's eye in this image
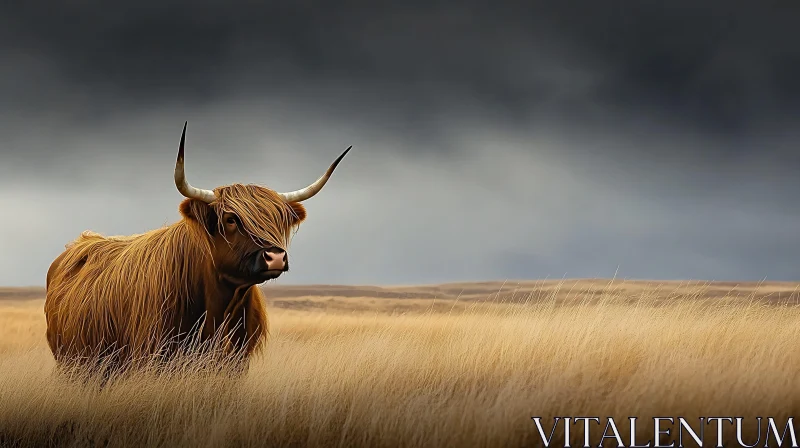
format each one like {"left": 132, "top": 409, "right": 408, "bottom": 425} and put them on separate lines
{"left": 226, "top": 217, "right": 237, "bottom": 226}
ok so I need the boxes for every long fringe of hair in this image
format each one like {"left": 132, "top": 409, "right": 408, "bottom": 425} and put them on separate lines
{"left": 211, "top": 184, "right": 301, "bottom": 250}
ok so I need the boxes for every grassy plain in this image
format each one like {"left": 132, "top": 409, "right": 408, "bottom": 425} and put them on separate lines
{"left": 1, "top": 279, "right": 800, "bottom": 447}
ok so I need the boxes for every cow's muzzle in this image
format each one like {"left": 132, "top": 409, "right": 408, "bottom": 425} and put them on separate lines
{"left": 255, "top": 247, "right": 288, "bottom": 273}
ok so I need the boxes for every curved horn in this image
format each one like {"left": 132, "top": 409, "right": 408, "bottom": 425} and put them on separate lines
{"left": 278, "top": 146, "right": 352, "bottom": 202}
{"left": 174, "top": 122, "right": 217, "bottom": 203}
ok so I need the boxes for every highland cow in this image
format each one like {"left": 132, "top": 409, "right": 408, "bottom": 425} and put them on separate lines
{"left": 44, "top": 122, "right": 351, "bottom": 375}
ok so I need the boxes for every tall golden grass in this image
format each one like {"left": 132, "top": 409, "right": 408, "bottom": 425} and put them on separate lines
{"left": 1, "top": 282, "right": 800, "bottom": 447}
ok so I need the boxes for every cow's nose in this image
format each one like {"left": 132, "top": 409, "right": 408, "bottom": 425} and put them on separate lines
{"left": 262, "top": 247, "right": 287, "bottom": 271}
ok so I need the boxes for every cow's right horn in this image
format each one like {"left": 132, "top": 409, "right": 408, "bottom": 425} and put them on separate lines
{"left": 174, "top": 122, "right": 217, "bottom": 203}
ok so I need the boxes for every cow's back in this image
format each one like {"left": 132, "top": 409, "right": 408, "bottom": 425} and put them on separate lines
{"left": 44, "top": 231, "right": 140, "bottom": 365}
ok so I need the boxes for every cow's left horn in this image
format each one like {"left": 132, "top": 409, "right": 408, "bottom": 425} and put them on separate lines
{"left": 278, "top": 146, "right": 352, "bottom": 202}
{"left": 175, "top": 122, "right": 217, "bottom": 203}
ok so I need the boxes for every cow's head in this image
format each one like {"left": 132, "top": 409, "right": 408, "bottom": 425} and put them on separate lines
{"left": 175, "top": 122, "right": 350, "bottom": 286}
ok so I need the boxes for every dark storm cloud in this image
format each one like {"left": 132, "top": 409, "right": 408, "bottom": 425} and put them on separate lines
{"left": 1, "top": 0, "right": 799, "bottom": 286}
{"left": 3, "top": 0, "right": 799, "bottom": 135}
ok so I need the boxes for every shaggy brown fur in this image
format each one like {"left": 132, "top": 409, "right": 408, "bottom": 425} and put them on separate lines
{"left": 44, "top": 184, "right": 307, "bottom": 374}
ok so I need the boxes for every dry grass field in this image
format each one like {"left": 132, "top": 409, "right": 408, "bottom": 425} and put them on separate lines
{"left": 2, "top": 279, "right": 800, "bottom": 447}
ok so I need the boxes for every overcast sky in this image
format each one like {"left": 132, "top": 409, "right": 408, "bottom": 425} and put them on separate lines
{"left": 1, "top": 1, "right": 799, "bottom": 286}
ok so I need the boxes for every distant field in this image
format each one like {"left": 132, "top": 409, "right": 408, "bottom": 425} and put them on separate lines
{"left": 2, "top": 279, "right": 800, "bottom": 447}
{"left": 5, "top": 278, "right": 800, "bottom": 312}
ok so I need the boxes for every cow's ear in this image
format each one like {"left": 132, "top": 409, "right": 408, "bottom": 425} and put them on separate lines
{"left": 287, "top": 201, "right": 307, "bottom": 226}
{"left": 179, "top": 199, "right": 218, "bottom": 234}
